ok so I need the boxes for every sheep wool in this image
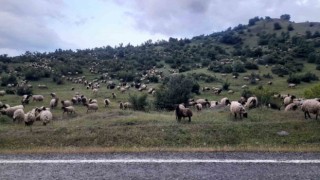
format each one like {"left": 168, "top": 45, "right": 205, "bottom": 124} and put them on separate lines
{"left": 244, "top": 97, "right": 258, "bottom": 109}
{"left": 301, "top": 99, "right": 320, "bottom": 119}
{"left": 230, "top": 101, "right": 248, "bottom": 119}
{"left": 13, "top": 109, "right": 25, "bottom": 123}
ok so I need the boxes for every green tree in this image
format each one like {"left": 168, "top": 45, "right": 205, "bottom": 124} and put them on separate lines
{"left": 128, "top": 94, "right": 149, "bottom": 111}
{"left": 274, "top": 22, "right": 282, "bottom": 30}
{"left": 280, "top": 14, "right": 291, "bottom": 21}
{"left": 154, "top": 74, "right": 197, "bottom": 110}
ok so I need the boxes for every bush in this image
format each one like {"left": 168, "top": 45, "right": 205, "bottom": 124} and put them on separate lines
{"left": 271, "top": 65, "right": 289, "bottom": 76}
{"left": 300, "top": 72, "right": 318, "bottom": 82}
{"left": 5, "top": 89, "right": 15, "bottom": 95}
{"left": 222, "top": 80, "right": 230, "bottom": 90}
{"left": 253, "top": 87, "right": 276, "bottom": 105}
{"left": 52, "top": 74, "right": 64, "bottom": 85}
{"left": 274, "top": 22, "right": 282, "bottom": 30}
{"left": 244, "top": 62, "right": 259, "bottom": 70}
{"left": 232, "top": 61, "right": 246, "bottom": 73}
{"left": 128, "top": 94, "right": 149, "bottom": 111}
{"left": 287, "top": 24, "right": 294, "bottom": 31}
{"left": 241, "top": 89, "right": 253, "bottom": 99}
{"left": 1, "top": 74, "right": 17, "bottom": 86}
{"left": 305, "top": 84, "right": 320, "bottom": 98}
{"left": 287, "top": 74, "right": 301, "bottom": 84}
{"left": 16, "top": 85, "right": 33, "bottom": 96}
{"left": 154, "top": 74, "right": 197, "bottom": 110}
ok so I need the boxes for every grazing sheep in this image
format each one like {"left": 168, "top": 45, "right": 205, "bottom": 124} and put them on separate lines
{"left": 244, "top": 96, "right": 258, "bottom": 109}
{"left": 89, "top": 99, "right": 98, "bottom": 104}
{"left": 214, "top": 88, "right": 223, "bottom": 95}
{"left": 0, "top": 90, "right": 6, "bottom": 96}
{"left": 195, "top": 99, "right": 210, "bottom": 108}
{"left": 241, "top": 85, "right": 248, "bottom": 89}
{"left": 175, "top": 104, "right": 193, "bottom": 122}
{"left": 50, "top": 97, "right": 59, "bottom": 109}
{"left": 36, "top": 107, "right": 53, "bottom": 126}
{"left": 104, "top": 98, "right": 111, "bottom": 107}
{"left": 266, "top": 103, "right": 281, "bottom": 110}
{"left": 283, "top": 95, "right": 296, "bottom": 107}
{"left": 230, "top": 101, "right": 248, "bottom": 120}
{"left": 238, "top": 96, "right": 247, "bottom": 105}
{"left": 81, "top": 95, "right": 88, "bottom": 105}
{"left": 0, "top": 105, "right": 24, "bottom": 118}
{"left": 120, "top": 87, "right": 126, "bottom": 93}
{"left": 62, "top": 106, "right": 76, "bottom": 114}
{"left": 84, "top": 103, "right": 98, "bottom": 113}
{"left": 32, "top": 95, "right": 44, "bottom": 102}
{"left": 50, "top": 93, "right": 57, "bottom": 98}
{"left": 148, "top": 88, "right": 155, "bottom": 94}
{"left": 202, "top": 87, "right": 210, "bottom": 91}
{"left": 13, "top": 109, "right": 25, "bottom": 123}
{"left": 21, "top": 94, "right": 32, "bottom": 105}
{"left": 195, "top": 103, "right": 203, "bottom": 111}
{"left": 288, "top": 83, "right": 296, "bottom": 88}
{"left": 210, "top": 101, "right": 219, "bottom": 108}
{"left": 25, "top": 109, "right": 37, "bottom": 130}
{"left": 112, "top": 93, "right": 117, "bottom": 99}
{"left": 220, "top": 97, "right": 231, "bottom": 106}
{"left": 119, "top": 102, "right": 132, "bottom": 110}
{"left": 301, "top": 99, "right": 320, "bottom": 119}
{"left": 268, "top": 81, "right": 273, "bottom": 85}
{"left": 284, "top": 103, "right": 299, "bottom": 112}
{"left": 228, "top": 90, "right": 234, "bottom": 94}
{"left": 92, "top": 88, "right": 98, "bottom": 95}
{"left": 61, "top": 100, "right": 72, "bottom": 107}
{"left": 38, "top": 84, "right": 48, "bottom": 89}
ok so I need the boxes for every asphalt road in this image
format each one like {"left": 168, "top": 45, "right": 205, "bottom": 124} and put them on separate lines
{"left": 1, "top": 152, "right": 320, "bottom": 179}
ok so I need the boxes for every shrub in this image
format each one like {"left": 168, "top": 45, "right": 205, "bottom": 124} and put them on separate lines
{"left": 154, "top": 74, "right": 197, "bottom": 110}
{"left": 232, "top": 61, "right": 246, "bottom": 73}
{"left": 305, "top": 84, "right": 320, "bottom": 98}
{"left": 300, "top": 72, "right": 318, "bottom": 82}
{"left": 287, "top": 74, "right": 301, "bottom": 84}
{"left": 287, "top": 24, "right": 294, "bottom": 31}
{"left": 271, "top": 65, "right": 289, "bottom": 76}
{"left": 16, "top": 85, "right": 33, "bottom": 96}
{"left": 128, "top": 94, "right": 149, "bottom": 111}
{"left": 241, "top": 89, "right": 253, "bottom": 99}
{"left": 274, "top": 22, "right": 282, "bottom": 30}
{"left": 244, "top": 62, "right": 259, "bottom": 70}
{"left": 52, "top": 74, "right": 64, "bottom": 85}
{"left": 253, "top": 87, "right": 276, "bottom": 105}
{"left": 1, "top": 74, "right": 17, "bottom": 86}
{"left": 222, "top": 80, "right": 230, "bottom": 90}
{"left": 5, "top": 89, "right": 15, "bottom": 95}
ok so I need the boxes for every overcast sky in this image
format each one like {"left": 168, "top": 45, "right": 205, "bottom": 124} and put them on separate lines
{"left": 1, "top": 0, "right": 320, "bottom": 56}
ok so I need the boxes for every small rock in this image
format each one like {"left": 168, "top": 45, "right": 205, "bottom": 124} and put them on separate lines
{"left": 277, "top": 131, "right": 289, "bottom": 136}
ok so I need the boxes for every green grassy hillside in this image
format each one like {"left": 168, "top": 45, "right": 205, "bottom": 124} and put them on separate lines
{"left": 1, "top": 15, "right": 320, "bottom": 153}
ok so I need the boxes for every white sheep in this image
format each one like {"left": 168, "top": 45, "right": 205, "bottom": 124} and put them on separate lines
{"left": 195, "top": 99, "right": 210, "bottom": 108}
{"left": 36, "top": 107, "right": 53, "bottom": 126}
{"left": 0, "top": 90, "right": 6, "bottom": 96}
{"left": 84, "top": 103, "right": 98, "bottom": 113}
{"left": 283, "top": 95, "right": 296, "bottom": 107}
{"left": 62, "top": 106, "right": 76, "bottom": 114}
{"left": 25, "top": 109, "right": 36, "bottom": 125}
{"left": 50, "top": 97, "right": 59, "bottom": 109}
{"left": 32, "top": 95, "right": 44, "bottom": 102}
{"left": 104, "top": 98, "right": 111, "bottom": 107}
{"left": 244, "top": 96, "right": 258, "bottom": 109}
{"left": 89, "top": 99, "right": 98, "bottom": 104}
{"left": 61, "top": 100, "right": 72, "bottom": 107}
{"left": 195, "top": 103, "right": 202, "bottom": 111}
{"left": 112, "top": 93, "right": 117, "bottom": 99}
{"left": 120, "top": 87, "right": 126, "bottom": 93}
{"left": 220, "top": 97, "right": 231, "bottom": 106}
{"left": 119, "top": 102, "right": 132, "bottom": 110}
{"left": 21, "top": 94, "right": 32, "bottom": 104}
{"left": 284, "top": 103, "right": 299, "bottom": 111}
{"left": 301, "top": 99, "right": 320, "bottom": 119}
{"left": 13, "top": 109, "right": 25, "bottom": 123}
{"left": 210, "top": 101, "right": 218, "bottom": 108}
{"left": 0, "top": 105, "right": 24, "bottom": 118}
{"left": 230, "top": 101, "right": 248, "bottom": 120}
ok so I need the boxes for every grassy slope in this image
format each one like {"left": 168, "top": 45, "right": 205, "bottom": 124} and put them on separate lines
{"left": 1, "top": 19, "right": 320, "bottom": 153}
{"left": 1, "top": 63, "right": 320, "bottom": 153}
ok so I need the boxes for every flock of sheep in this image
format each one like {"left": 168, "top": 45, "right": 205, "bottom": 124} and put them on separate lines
{"left": 175, "top": 93, "right": 320, "bottom": 122}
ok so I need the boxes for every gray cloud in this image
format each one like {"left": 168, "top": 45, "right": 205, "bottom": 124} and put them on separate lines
{"left": 114, "top": 0, "right": 320, "bottom": 38}
{"left": 0, "top": 0, "right": 69, "bottom": 56}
